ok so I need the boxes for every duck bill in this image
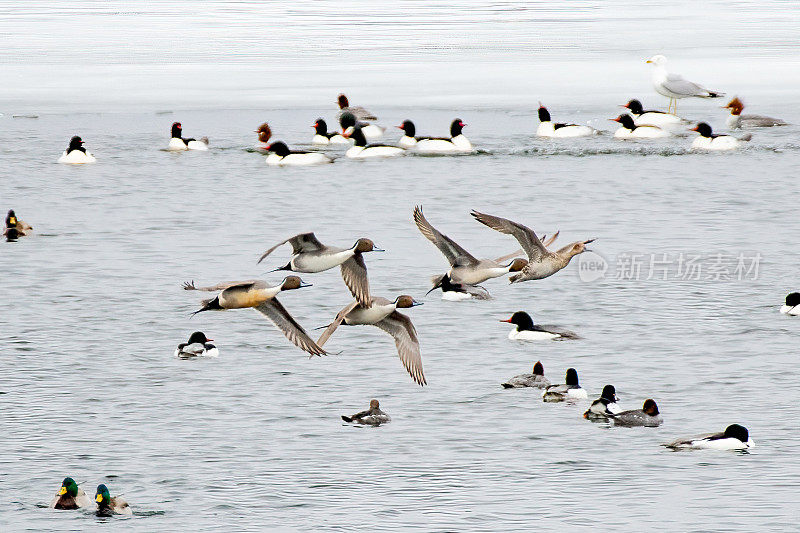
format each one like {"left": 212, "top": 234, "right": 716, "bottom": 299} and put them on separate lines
{"left": 372, "top": 247, "right": 385, "bottom": 252}
{"left": 499, "top": 318, "right": 513, "bottom": 323}
{"left": 689, "top": 126, "right": 699, "bottom": 132}
{"left": 299, "top": 282, "right": 313, "bottom": 288}
{"left": 58, "top": 487, "right": 67, "bottom": 495}
{"left": 411, "top": 301, "right": 424, "bottom": 307}
{"left": 608, "top": 118, "right": 621, "bottom": 122}
{"left": 95, "top": 494, "right": 103, "bottom": 503}
{"left": 645, "top": 59, "right": 653, "bottom": 64}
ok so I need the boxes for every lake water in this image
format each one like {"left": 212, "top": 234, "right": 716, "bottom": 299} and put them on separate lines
{"left": 1, "top": 2, "right": 799, "bottom": 531}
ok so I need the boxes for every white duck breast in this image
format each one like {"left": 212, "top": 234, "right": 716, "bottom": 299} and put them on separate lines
{"left": 634, "top": 112, "right": 683, "bottom": 127}
{"left": 174, "top": 343, "right": 219, "bottom": 358}
{"left": 666, "top": 426, "right": 754, "bottom": 450}
{"left": 58, "top": 150, "right": 96, "bottom": 164}
{"left": 312, "top": 134, "right": 349, "bottom": 145}
{"left": 537, "top": 122, "right": 595, "bottom": 138}
{"left": 614, "top": 125, "right": 670, "bottom": 139}
{"left": 168, "top": 137, "right": 189, "bottom": 151}
{"left": 415, "top": 135, "right": 472, "bottom": 153}
{"left": 186, "top": 139, "right": 208, "bottom": 151}
{"left": 398, "top": 135, "right": 417, "bottom": 148}
{"left": 508, "top": 329, "right": 558, "bottom": 340}
{"left": 344, "top": 124, "right": 384, "bottom": 139}
{"left": 780, "top": 305, "right": 800, "bottom": 316}
{"left": 266, "top": 152, "right": 331, "bottom": 166}
{"left": 346, "top": 145, "right": 403, "bottom": 158}
{"left": 691, "top": 135, "right": 739, "bottom": 151}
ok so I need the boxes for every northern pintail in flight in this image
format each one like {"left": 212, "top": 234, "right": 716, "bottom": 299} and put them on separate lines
{"left": 317, "top": 295, "right": 425, "bottom": 385}
{"left": 257, "top": 232, "right": 382, "bottom": 307}
{"left": 471, "top": 210, "right": 593, "bottom": 283}
{"left": 341, "top": 399, "right": 390, "bottom": 425}
{"left": 413, "top": 206, "right": 531, "bottom": 293}
{"left": 183, "top": 276, "right": 326, "bottom": 356}
{"left": 646, "top": 55, "right": 724, "bottom": 114}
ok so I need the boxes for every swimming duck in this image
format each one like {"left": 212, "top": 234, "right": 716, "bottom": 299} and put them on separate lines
{"left": 95, "top": 484, "right": 132, "bottom": 516}
{"left": 664, "top": 424, "right": 754, "bottom": 450}
{"left": 255, "top": 122, "right": 272, "bottom": 149}
{"left": 584, "top": 385, "right": 622, "bottom": 420}
{"left": 437, "top": 275, "right": 491, "bottom": 301}
{"left": 337, "top": 93, "right": 377, "bottom": 121}
{"left": 345, "top": 126, "right": 403, "bottom": 159}
{"left": 312, "top": 118, "right": 349, "bottom": 145}
{"left": 780, "top": 292, "right": 800, "bottom": 316}
{"left": 340, "top": 112, "right": 385, "bottom": 140}
{"left": 646, "top": 55, "right": 724, "bottom": 114}
{"left": 502, "top": 361, "right": 551, "bottom": 389}
{"left": 471, "top": 210, "right": 594, "bottom": 283}
{"left": 611, "top": 114, "right": 671, "bottom": 139}
{"left": 542, "top": 368, "right": 588, "bottom": 401}
{"left": 174, "top": 331, "right": 218, "bottom": 358}
{"left": 723, "top": 97, "right": 787, "bottom": 129}
{"left": 4, "top": 209, "right": 33, "bottom": 240}
{"left": 50, "top": 477, "right": 91, "bottom": 510}
{"left": 265, "top": 142, "right": 332, "bottom": 166}
{"left": 316, "top": 295, "right": 425, "bottom": 385}
{"left": 413, "top": 119, "right": 472, "bottom": 153}
{"left": 536, "top": 104, "right": 596, "bottom": 137}
{"left": 621, "top": 99, "right": 685, "bottom": 127}
{"left": 183, "top": 276, "right": 326, "bottom": 356}
{"left": 58, "top": 136, "right": 96, "bottom": 164}
{"left": 414, "top": 206, "right": 528, "bottom": 293}
{"left": 500, "top": 311, "right": 579, "bottom": 341}
{"left": 396, "top": 120, "right": 420, "bottom": 148}
{"left": 341, "top": 399, "right": 390, "bottom": 425}
{"left": 168, "top": 122, "right": 208, "bottom": 151}
{"left": 257, "top": 232, "right": 382, "bottom": 307}
{"left": 609, "top": 398, "right": 663, "bottom": 427}
{"left": 690, "top": 122, "right": 749, "bottom": 151}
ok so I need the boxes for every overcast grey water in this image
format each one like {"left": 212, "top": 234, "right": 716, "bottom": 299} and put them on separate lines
{"left": 2, "top": 2, "right": 800, "bottom": 531}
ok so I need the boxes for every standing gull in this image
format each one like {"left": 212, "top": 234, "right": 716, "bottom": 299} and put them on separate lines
{"left": 646, "top": 55, "right": 724, "bottom": 114}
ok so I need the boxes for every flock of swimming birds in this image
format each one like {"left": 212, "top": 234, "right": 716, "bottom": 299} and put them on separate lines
{"left": 6, "top": 54, "right": 792, "bottom": 516}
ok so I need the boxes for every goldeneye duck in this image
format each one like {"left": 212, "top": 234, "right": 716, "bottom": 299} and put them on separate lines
{"left": 622, "top": 99, "right": 685, "bottom": 127}
{"left": 4, "top": 209, "right": 33, "bottom": 240}
{"left": 500, "top": 311, "right": 579, "bottom": 341}
{"left": 341, "top": 399, "right": 390, "bottom": 426}
{"left": 94, "top": 484, "right": 132, "bottom": 517}
{"left": 536, "top": 104, "right": 596, "bottom": 138}
{"left": 339, "top": 112, "right": 385, "bottom": 140}
{"left": 664, "top": 424, "right": 754, "bottom": 451}
{"left": 344, "top": 126, "right": 404, "bottom": 159}
{"left": 609, "top": 398, "right": 663, "bottom": 427}
{"left": 723, "top": 97, "right": 787, "bottom": 129}
{"left": 58, "top": 136, "right": 96, "bottom": 164}
{"left": 175, "top": 331, "right": 218, "bottom": 358}
{"left": 312, "top": 118, "right": 349, "bottom": 145}
{"left": 611, "top": 114, "right": 670, "bottom": 139}
{"left": 413, "top": 119, "right": 472, "bottom": 153}
{"left": 780, "top": 292, "right": 800, "bottom": 316}
{"left": 168, "top": 122, "right": 209, "bottom": 151}
{"left": 337, "top": 93, "right": 377, "bottom": 121}
{"left": 265, "top": 142, "right": 332, "bottom": 166}
{"left": 50, "top": 477, "right": 91, "bottom": 510}
{"left": 690, "top": 122, "right": 748, "bottom": 151}
{"left": 502, "top": 360, "right": 551, "bottom": 389}
{"left": 583, "top": 384, "right": 622, "bottom": 420}
{"left": 542, "top": 368, "right": 588, "bottom": 401}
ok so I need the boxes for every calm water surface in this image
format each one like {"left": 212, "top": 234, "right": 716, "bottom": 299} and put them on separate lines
{"left": 1, "top": 2, "right": 799, "bottom": 531}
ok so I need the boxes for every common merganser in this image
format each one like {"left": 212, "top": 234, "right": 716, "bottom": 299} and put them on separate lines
{"left": 646, "top": 55, "right": 724, "bottom": 114}
{"left": 584, "top": 385, "right": 622, "bottom": 420}
{"left": 437, "top": 275, "right": 491, "bottom": 301}
{"left": 168, "top": 122, "right": 208, "bottom": 151}
{"left": 622, "top": 99, "right": 685, "bottom": 127}
{"left": 94, "top": 484, "right": 132, "bottom": 517}
{"left": 690, "top": 122, "right": 748, "bottom": 151}
{"left": 345, "top": 126, "right": 404, "bottom": 159}
{"left": 396, "top": 120, "right": 420, "bottom": 148}
{"left": 664, "top": 424, "right": 754, "bottom": 450}
{"left": 500, "top": 311, "right": 579, "bottom": 341}
{"left": 265, "top": 142, "right": 332, "bottom": 166}
{"left": 542, "top": 368, "right": 588, "bottom": 401}
{"left": 58, "top": 136, "right": 96, "bottom": 164}
{"left": 183, "top": 276, "right": 326, "bottom": 357}
{"left": 609, "top": 398, "right": 663, "bottom": 427}
{"left": 50, "top": 477, "right": 91, "bottom": 510}
{"left": 340, "top": 112, "right": 385, "bottom": 139}
{"left": 312, "top": 118, "right": 349, "bottom": 145}
{"left": 611, "top": 114, "right": 671, "bottom": 139}
{"left": 341, "top": 399, "right": 390, "bottom": 425}
{"left": 174, "top": 331, "right": 218, "bottom": 358}
{"left": 255, "top": 122, "right": 272, "bottom": 150}
{"left": 256, "top": 232, "right": 383, "bottom": 307}
{"left": 723, "top": 97, "right": 787, "bottom": 129}
{"left": 471, "top": 210, "right": 594, "bottom": 283}
{"left": 536, "top": 104, "right": 596, "bottom": 138}
{"left": 316, "top": 295, "right": 425, "bottom": 386}
{"left": 502, "top": 360, "right": 551, "bottom": 389}
{"left": 337, "top": 94, "right": 377, "bottom": 121}
{"left": 413, "top": 119, "right": 472, "bottom": 153}
{"left": 780, "top": 292, "right": 800, "bottom": 316}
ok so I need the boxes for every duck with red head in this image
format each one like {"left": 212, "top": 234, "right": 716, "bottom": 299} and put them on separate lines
{"left": 723, "top": 97, "right": 787, "bottom": 129}
{"left": 168, "top": 122, "right": 209, "bottom": 151}
{"left": 542, "top": 368, "right": 588, "bottom": 402}
{"left": 500, "top": 311, "right": 580, "bottom": 341}
{"left": 58, "top": 136, "right": 96, "bottom": 164}
{"left": 336, "top": 93, "right": 377, "bottom": 121}
{"left": 413, "top": 119, "right": 472, "bottom": 153}
{"left": 311, "top": 118, "right": 349, "bottom": 145}
{"left": 254, "top": 122, "right": 272, "bottom": 149}
{"left": 621, "top": 98, "right": 686, "bottom": 127}
{"left": 265, "top": 141, "right": 332, "bottom": 166}
{"left": 341, "top": 399, "right": 390, "bottom": 425}
{"left": 690, "top": 122, "right": 748, "bottom": 151}
{"left": 502, "top": 360, "right": 552, "bottom": 389}
{"left": 609, "top": 399, "right": 663, "bottom": 427}
{"left": 174, "top": 331, "right": 218, "bottom": 358}
{"left": 611, "top": 113, "right": 670, "bottom": 139}
{"left": 584, "top": 385, "right": 622, "bottom": 420}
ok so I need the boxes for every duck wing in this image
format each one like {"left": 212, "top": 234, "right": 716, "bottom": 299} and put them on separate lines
{"left": 316, "top": 301, "right": 361, "bottom": 347}
{"left": 374, "top": 311, "right": 426, "bottom": 386}
{"left": 340, "top": 254, "right": 371, "bottom": 306}
{"left": 413, "top": 205, "right": 477, "bottom": 266}
{"left": 254, "top": 298, "right": 327, "bottom": 356}
{"left": 493, "top": 232, "right": 558, "bottom": 263}
{"left": 470, "top": 210, "right": 548, "bottom": 262}
{"left": 257, "top": 232, "right": 325, "bottom": 264}
{"left": 183, "top": 280, "right": 261, "bottom": 292}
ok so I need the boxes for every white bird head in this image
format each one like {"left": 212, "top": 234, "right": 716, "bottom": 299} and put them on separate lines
{"left": 646, "top": 54, "right": 667, "bottom": 67}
